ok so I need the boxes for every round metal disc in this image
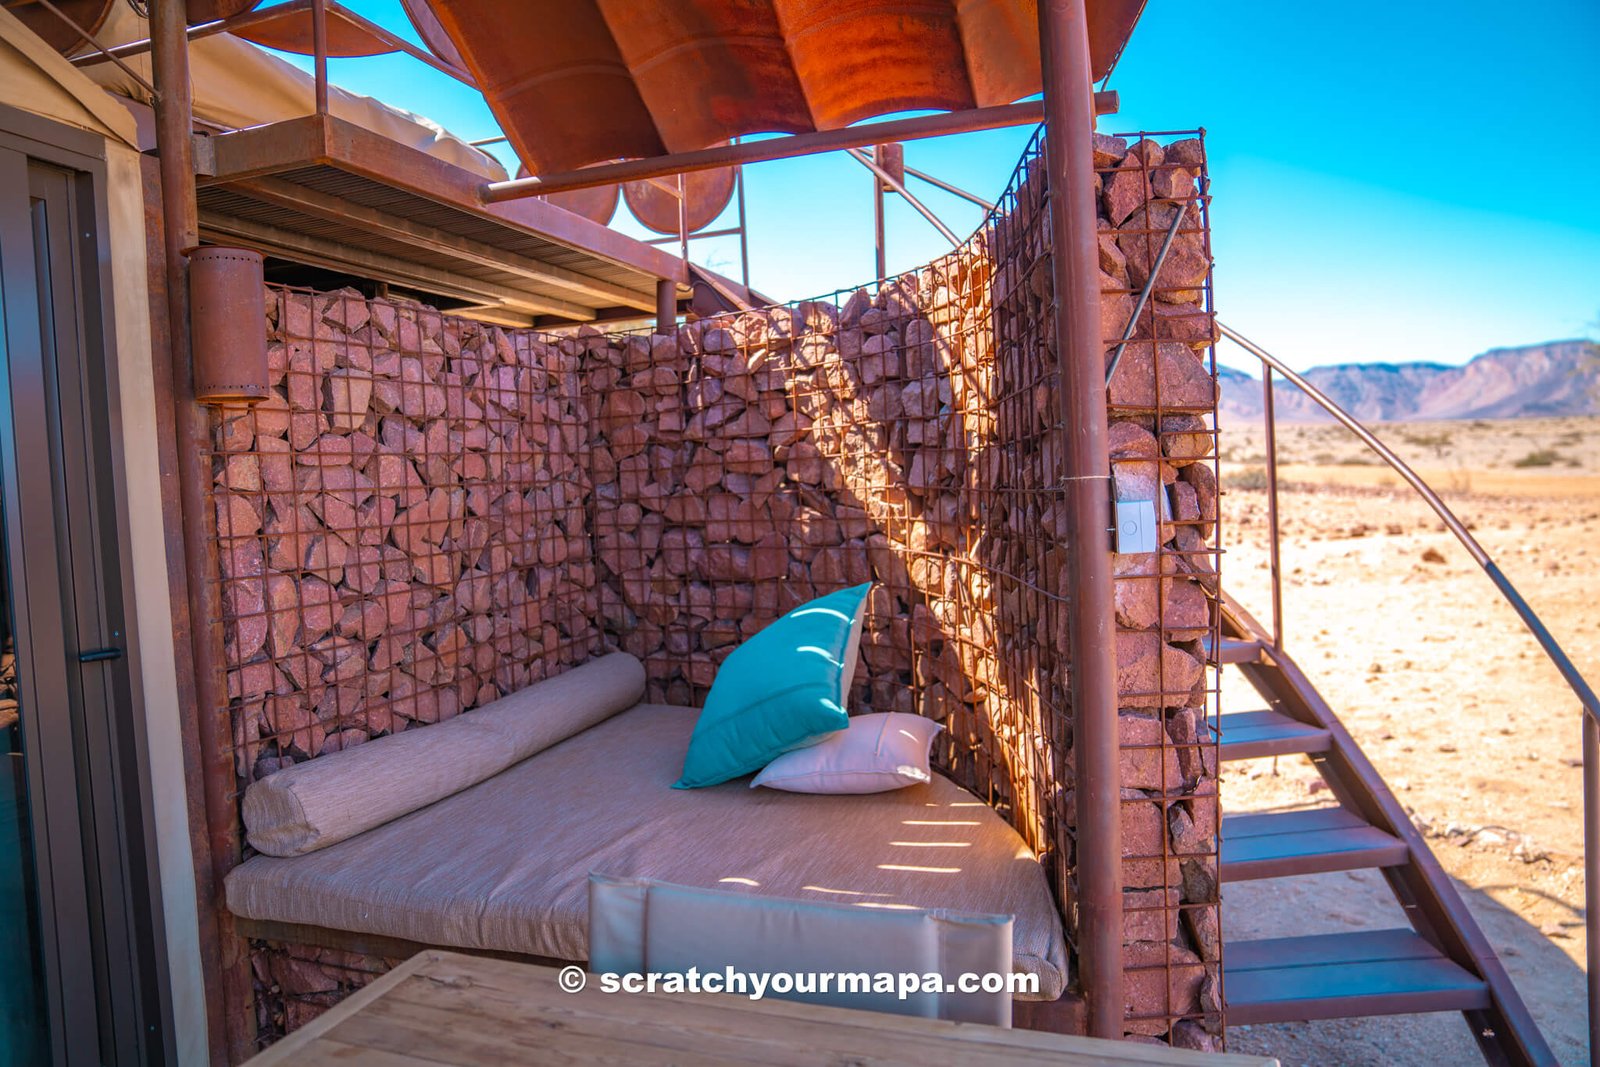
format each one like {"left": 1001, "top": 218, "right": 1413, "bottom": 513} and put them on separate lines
{"left": 516, "top": 164, "right": 619, "bottom": 226}
{"left": 623, "top": 166, "right": 737, "bottom": 236}
{"left": 15, "top": 0, "right": 114, "bottom": 55}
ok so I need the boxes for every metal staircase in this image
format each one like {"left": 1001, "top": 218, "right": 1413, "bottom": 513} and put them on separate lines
{"left": 1211, "top": 600, "right": 1552, "bottom": 1065}
{"left": 1209, "top": 324, "right": 1596, "bottom": 1066}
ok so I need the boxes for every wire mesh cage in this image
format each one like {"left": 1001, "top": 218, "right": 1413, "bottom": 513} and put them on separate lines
{"left": 209, "top": 126, "right": 1222, "bottom": 1048}
{"left": 1098, "top": 129, "right": 1223, "bottom": 1048}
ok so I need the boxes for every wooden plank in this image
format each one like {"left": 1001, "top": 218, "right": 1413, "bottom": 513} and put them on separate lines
{"left": 206, "top": 114, "right": 334, "bottom": 185}
{"left": 1217, "top": 709, "right": 1331, "bottom": 760}
{"left": 318, "top": 117, "right": 687, "bottom": 281}
{"left": 232, "top": 917, "right": 569, "bottom": 969}
{"left": 1227, "top": 930, "right": 1488, "bottom": 1024}
{"left": 1202, "top": 637, "right": 1260, "bottom": 664}
{"left": 233, "top": 176, "right": 656, "bottom": 310}
{"left": 1230, "top": 928, "right": 1448, "bottom": 970}
{"left": 1223, "top": 807, "right": 1369, "bottom": 839}
{"left": 244, "top": 952, "right": 1276, "bottom": 1067}
{"left": 206, "top": 116, "right": 687, "bottom": 284}
{"left": 244, "top": 954, "right": 428, "bottom": 1065}
{"left": 1221, "top": 808, "right": 1408, "bottom": 881}
{"left": 197, "top": 215, "right": 593, "bottom": 320}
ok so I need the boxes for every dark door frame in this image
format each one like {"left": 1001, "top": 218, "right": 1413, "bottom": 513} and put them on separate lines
{"left": 0, "top": 102, "right": 175, "bottom": 1066}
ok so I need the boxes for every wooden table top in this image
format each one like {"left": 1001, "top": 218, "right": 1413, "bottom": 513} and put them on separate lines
{"left": 246, "top": 950, "right": 1277, "bottom": 1066}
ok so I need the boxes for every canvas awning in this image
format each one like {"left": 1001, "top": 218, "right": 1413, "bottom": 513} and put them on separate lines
{"left": 413, "top": 0, "right": 1146, "bottom": 177}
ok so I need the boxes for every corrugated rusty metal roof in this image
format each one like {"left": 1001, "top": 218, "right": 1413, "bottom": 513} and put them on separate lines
{"left": 418, "top": 0, "right": 1145, "bottom": 176}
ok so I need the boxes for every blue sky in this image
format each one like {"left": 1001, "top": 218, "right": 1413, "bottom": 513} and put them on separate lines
{"left": 282, "top": 1, "right": 1598, "bottom": 371}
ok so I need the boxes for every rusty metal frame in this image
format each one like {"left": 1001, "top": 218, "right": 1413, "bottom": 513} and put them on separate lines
{"left": 149, "top": 0, "right": 256, "bottom": 1058}
{"left": 1224, "top": 321, "right": 1598, "bottom": 1062}
{"left": 1039, "top": 0, "right": 1123, "bottom": 1040}
{"left": 846, "top": 146, "right": 962, "bottom": 250}
{"left": 635, "top": 166, "right": 752, "bottom": 294}
{"left": 202, "top": 113, "right": 688, "bottom": 285}
{"left": 72, "top": 0, "right": 479, "bottom": 87}
{"left": 483, "top": 94, "right": 1119, "bottom": 202}
{"left": 22, "top": 0, "right": 159, "bottom": 95}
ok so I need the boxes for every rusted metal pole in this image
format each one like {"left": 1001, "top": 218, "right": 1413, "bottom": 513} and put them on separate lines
{"left": 1583, "top": 710, "right": 1600, "bottom": 1067}
{"left": 734, "top": 164, "right": 750, "bottom": 288}
{"left": 1104, "top": 202, "right": 1188, "bottom": 386}
{"left": 1038, "top": 0, "right": 1124, "bottom": 1041}
{"left": 903, "top": 162, "right": 996, "bottom": 210}
{"left": 151, "top": 0, "right": 252, "bottom": 1056}
{"left": 74, "top": 0, "right": 478, "bottom": 86}
{"left": 1263, "top": 365, "right": 1283, "bottom": 649}
{"left": 1226, "top": 321, "right": 1598, "bottom": 1059}
{"left": 311, "top": 0, "right": 329, "bottom": 115}
{"left": 848, "top": 147, "right": 962, "bottom": 248}
{"left": 485, "top": 97, "right": 1120, "bottom": 202}
{"left": 654, "top": 278, "right": 675, "bottom": 335}
{"left": 30, "top": 0, "right": 159, "bottom": 95}
{"left": 873, "top": 166, "right": 886, "bottom": 280}
{"left": 676, "top": 174, "right": 689, "bottom": 263}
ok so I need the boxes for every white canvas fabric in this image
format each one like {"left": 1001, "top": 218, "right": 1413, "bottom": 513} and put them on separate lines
{"left": 225, "top": 703, "right": 1067, "bottom": 999}
{"left": 588, "top": 874, "right": 1014, "bottom": 1026}
{"left": 751, "top": 713, "right": 944, "bottom": 794}
{"left": 84, "top": 3, "right": 509, "bottom": 181}
{"left": 241, "top": 652, "right": 645, "bottom": 856}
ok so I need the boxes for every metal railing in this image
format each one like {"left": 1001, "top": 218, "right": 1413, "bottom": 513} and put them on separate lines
{"left": 1218, "top": 322, "right": 1600, "bottom": 1064}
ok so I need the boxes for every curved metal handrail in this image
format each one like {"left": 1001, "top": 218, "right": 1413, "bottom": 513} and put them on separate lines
{"left": 1220, "top": 321, "right": 1600, "bottom": 1066}
{"left": 1218, "top": 322, "right": 1600, "bottom": 723}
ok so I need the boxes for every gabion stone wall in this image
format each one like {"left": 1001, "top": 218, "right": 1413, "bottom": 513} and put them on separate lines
{"left": 584, "top": 232, "right": 1068, "bottom": 871}
{"left": 214, "top": 292, "right": 603, "bottom": 784}
{"left": 1098, "top": 132, "right": 1222, "bottom": 1049}
{"left": 209, "top": 129, "right": 1221, "bottom": 1050}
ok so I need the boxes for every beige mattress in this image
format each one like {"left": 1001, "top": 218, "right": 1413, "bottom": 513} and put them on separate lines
{"left": 225, "top": 704, "right": 1069, "bottom": 1000}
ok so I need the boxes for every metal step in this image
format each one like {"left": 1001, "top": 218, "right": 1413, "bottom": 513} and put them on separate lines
{"left": 1205, "top": 636, "right": 1262, "bottom": 664}
{"left": 1221, "top": 807, "right": 1409, "bottom": 882}
{"left": 1218, "top": 708, "right": 1332, "bottom": 761}
{"left": 1226, "top": 929, "right": 1489, "bottom": 1024}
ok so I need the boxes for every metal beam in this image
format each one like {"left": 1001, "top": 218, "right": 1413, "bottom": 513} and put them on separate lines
{"left": 904, "top": 163, "right": 996, "bottom": 211}
{"left": 73, "top": 0, "right": 479, "bottom": 87}
{"left": 655, "top": 278, "right": 676, "bottom": 335}
{"left": 199, "top": 214, "right": 595, "bottom": 320}
{"left": 442, "top": 305, "right": 536, "bottom": 329}
{"left": 230, "top": 176, "right": 647, "bottom": 310}
{"left": 485, "top": 95, "right": 1119, "bottom": 202}
{"left": 845, "top": 148, "right": 962, "bottom": 247}
{"left": 202, "top": 114, "right": 689, "bottom": 283}
{"left": 1039, "top": 0, "right": 1124, "bottom": 1041}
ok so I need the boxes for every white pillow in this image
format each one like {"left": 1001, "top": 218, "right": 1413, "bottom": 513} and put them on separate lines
{"left": 750, "top": 713, "right": 943, "bottom": 794}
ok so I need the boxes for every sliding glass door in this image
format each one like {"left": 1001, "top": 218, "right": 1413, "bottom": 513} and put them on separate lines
{"left": 0, "top": 132, "right": 165, "bottom": 1065}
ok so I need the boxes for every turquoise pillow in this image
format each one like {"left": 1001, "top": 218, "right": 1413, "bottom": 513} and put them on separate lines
{"left": 674, "top": 583, "right": 871, "bottom": 789}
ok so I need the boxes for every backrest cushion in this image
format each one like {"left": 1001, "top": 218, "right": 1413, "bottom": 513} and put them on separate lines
{"left": 588, "top": 873, "right": 1013, "bottom": 1026}
{"left": 243, "top": 651, "right": 646, "bottom": 856}
{"left": 673, "top": 583, "right": 870, "bottom": 789}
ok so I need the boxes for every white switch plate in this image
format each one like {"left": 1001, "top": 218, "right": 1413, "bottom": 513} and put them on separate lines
{"left": 1115, "top": 499, "right": 1158, "bottom": 554}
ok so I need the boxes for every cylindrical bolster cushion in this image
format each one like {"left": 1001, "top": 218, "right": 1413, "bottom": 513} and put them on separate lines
{"left": 243, "top": 652, "right": 646, "bottom": 857}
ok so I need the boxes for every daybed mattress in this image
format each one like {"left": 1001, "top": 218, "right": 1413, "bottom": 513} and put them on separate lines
{"left": 225, "top": 704, "right": 1069, "bottom": 1000}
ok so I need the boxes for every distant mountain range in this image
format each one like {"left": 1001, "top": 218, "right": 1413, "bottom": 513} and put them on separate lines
{"left": 1218, "top": 340, "right": 1598, "bottom": 424}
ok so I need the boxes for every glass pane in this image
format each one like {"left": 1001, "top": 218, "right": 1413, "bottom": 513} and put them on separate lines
{"left": 0, "top": 269, "right": 49, "bottom": 1067}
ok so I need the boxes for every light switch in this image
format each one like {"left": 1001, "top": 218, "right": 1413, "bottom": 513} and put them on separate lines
{"left": 1115, "top": 499, "right": 1158, "bottom": 554}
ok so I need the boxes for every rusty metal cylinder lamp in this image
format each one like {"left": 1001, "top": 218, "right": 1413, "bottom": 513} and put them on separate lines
{"left": 189, "top": 245, "right": 270, "bottom": 404}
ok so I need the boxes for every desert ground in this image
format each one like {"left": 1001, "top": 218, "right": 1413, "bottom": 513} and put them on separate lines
{"left": 1213, "top": 413, "right": 1599, "bottom": 1065}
